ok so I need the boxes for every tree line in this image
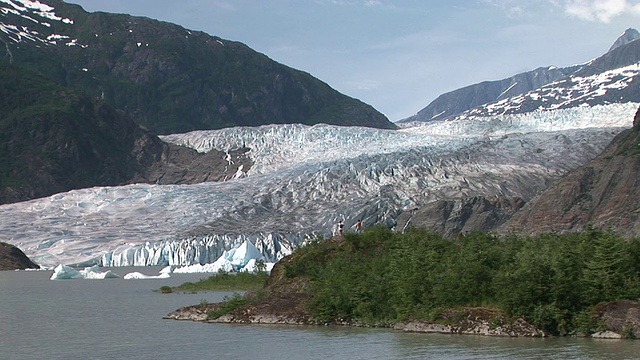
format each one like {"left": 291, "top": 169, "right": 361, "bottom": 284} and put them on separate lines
{"left": 284, "top": 226, "right": 640, "bottom": 335}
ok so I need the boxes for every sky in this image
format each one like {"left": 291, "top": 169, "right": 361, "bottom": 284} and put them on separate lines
{"left": 69, "top": 0, "right": 640, "bottom": 122}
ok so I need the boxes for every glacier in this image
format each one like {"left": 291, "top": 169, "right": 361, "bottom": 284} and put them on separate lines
{"left": 0, "top": 103, "right": 637, "bottom": 267}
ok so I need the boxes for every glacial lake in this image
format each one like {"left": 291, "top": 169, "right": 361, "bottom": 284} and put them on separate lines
{"left": 2, "top": 267, "right": 640, "bottom": 360}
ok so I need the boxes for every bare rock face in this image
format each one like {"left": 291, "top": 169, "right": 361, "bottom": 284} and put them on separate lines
{"left": 395, "top": 196, "right": 525, "bottom": 237}
{"left": 0, "top": 242, "right": 39, "bottom": 270}
{"left": 593, "top": 300, "right": 640, "bottom": 339}
{"left": 500, "top": 106, "right": 640, "bottom": 238}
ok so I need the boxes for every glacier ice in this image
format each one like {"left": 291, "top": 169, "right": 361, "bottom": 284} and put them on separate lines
{"left": 1, "top": 103, "right": 637, "bottom": 267}
{"left": 224, "top": 240, "right": 264, "bottom": 270}
{"left": 50, "top": 264, "right": 119, "bottom": 280}
{"left": 171, "top": 240, "right": 274, "bottom": 273}
{"left": 123, "top": 271, "right": 171, "bottom": 280}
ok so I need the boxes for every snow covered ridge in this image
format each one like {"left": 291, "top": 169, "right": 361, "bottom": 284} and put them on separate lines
{"left": 457, "top": 63, "right": 640, "bottom": 119}
{"left": 0, "top": 0, "right": 79, "bottom": 46}
{"left": 0, "top": 103, "right": 637, "bottom": 267}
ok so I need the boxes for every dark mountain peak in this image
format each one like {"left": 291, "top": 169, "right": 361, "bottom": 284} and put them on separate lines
{"left": 608, "top": 28, "right": 640, "bottom": 52}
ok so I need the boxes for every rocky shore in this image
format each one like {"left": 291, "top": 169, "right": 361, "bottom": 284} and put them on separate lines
{"left": 164, "top": 301, "right": 547, "bottom": 337}
{"left": 165, "top": 295, "right": 640, "bottom": 339}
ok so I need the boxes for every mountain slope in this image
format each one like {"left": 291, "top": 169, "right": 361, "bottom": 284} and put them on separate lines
{"left": 403, "top": 29, "right": 640, "bottom": 124}
{"left": 0, "top": 0, "right": 395, "bottom": 133}
{"left": 450, "top": 33, "right": 640, "bottom": 120}
{"left": 402, "top": 65, "right": 581, "bottom": 123}
{"left": 0, "top": 62, "right": 251, "bottom": 204}
{"left": 500, "top": 106, "right": 640, "bottom": 238}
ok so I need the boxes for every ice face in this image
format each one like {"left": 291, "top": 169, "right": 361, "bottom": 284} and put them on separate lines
{"left": 224, "top": 240, "right": 264, "bottom": 270}
{"left": 1, "top": 103, "right": 637, "bottom": 267}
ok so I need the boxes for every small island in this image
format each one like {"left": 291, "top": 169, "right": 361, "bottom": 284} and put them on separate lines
{"left": 165, "top": 227, "right": 640, "bottom": 339}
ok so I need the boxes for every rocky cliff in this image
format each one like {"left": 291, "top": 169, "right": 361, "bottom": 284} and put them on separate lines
{"left": 394, "top": 196, "right": 525, "bottom": 237}
{"left": 499, "top": 106, "right": 640, "bottom": 237}
{"left": 0, "top": 242, "right": 39, "bottom": 270}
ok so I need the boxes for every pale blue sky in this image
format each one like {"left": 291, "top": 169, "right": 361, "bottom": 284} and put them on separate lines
{"left": 70, "top": 0, "right": 640, "bottom": 121}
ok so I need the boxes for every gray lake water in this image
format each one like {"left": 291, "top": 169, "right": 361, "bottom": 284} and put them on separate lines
{"left": 1, "top": 268, "right": 640, "bottom": 360}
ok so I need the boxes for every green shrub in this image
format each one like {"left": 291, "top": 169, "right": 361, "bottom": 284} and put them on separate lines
{"left": 169, "top": 272, "right": 269, "bottom": 293}
{"left": 207, "top": 291, "right": 266, "bottom": 320}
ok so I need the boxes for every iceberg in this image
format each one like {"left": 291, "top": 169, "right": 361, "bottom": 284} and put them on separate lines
{"left": 172, "top": 257, "right": 233, "bottom": 274}
{"left": 50, "top": 264, "right": 119, "bottom": 280}
{"left": 123, "top": 271, "right": 171, "bottom": 280}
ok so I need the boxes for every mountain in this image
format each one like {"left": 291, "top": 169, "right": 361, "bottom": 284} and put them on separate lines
{"left": 401, "top": 65, "right": 581, "bottom": 123}
{"left": 499, "top": 106, "right": 640, "bottom": 238}
{"left": 402, "top": 28, "right": 640, "bottom": 123}
{"left": 0, "top": 0, "right": 395, "bottom": 133}
{"left": 455, "top": 40, "right": 640, "bottom": 119}
{"left": 0, "top": 62, "right": 251, "bottom": 204}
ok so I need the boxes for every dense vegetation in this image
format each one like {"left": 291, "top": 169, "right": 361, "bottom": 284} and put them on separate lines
{"left": 165, "top": 270, "right": 269, "bottom": 293}
{"left": 283, "top": 226, "right": 640, "bottom": 335}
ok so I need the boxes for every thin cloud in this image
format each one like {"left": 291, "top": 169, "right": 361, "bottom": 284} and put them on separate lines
{"left": 482, "top": 0, "right": 526, "bottom": 18}
{"left": 347, "top": 79, "right": 379, "bottom": 91}
{"left": 563, "top": 0, "right": 640, "bottom": 22}
{"left": 316, "top": 0, "right": 389, "bottom": 7}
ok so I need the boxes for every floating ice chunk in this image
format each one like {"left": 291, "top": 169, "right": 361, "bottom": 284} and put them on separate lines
{"left": 173, "top": 254, "right": 233, "bottom": 274}
{"left": 50, "top": 264, "right": 119, "bottom": 280}
{"left": 123, "top": 271, "right": 170, "bottom": 280}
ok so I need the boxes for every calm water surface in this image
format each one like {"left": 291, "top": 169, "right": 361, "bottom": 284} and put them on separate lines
{"left": 1, "top": 268, "right": 639, "bottom": 360}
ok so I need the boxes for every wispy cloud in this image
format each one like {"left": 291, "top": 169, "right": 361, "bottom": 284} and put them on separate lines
{"left": 316, "top": 0, "right": 389, "bottom": 7}
{"left": 562, "top": 0, "right": 640, "bottom": 22}
{"left": 347, "top": 79, "right": 379, "bottom": 91}
{"left": 482, "top": 0, "right": 526, "bottom": 18}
